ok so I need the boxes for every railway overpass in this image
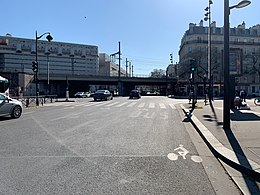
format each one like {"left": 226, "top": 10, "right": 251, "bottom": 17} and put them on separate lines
{"left": 38, "top": 74, "right": 178, "bottom": 97}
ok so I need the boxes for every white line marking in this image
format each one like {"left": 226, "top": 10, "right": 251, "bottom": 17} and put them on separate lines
{"left": 159, "top": 103, "right": 166, "bottom": 109}
{"left": 169, "top": 104, "right": 176, "bottom": 109}
{"left": 138, "top": 103, "right": 145, "bottom": 108}
{"left": 149, "top": 103, "right": 155, "bottom": 108}
{"left": 95, "top": 101, "right": 112, "bottom": 106}
{"left": 127, "top": 102, "right": 137, "bottom": 107}
{"left": 115, "top": 102, "right": 128, "bottom": 107}
{"left": 105, "top": 102, "right": 120, "bottom": 107}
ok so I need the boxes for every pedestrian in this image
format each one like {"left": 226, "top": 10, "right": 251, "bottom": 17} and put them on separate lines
{"left": 240, "top": 89, "right": 245, "bottom": 102}
{"left": 188, "top": 91, "right": 192, "bottom": 104}
{"left": 234, "top": 96, "right": 242, "bottom": 109}
{"left": 243, "top": 90, "right": 247, "bottom": 102}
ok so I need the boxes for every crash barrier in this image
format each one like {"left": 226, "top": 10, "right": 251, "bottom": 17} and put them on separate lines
{"left": 14, "top": 95, "right": 58, "bottom": 107}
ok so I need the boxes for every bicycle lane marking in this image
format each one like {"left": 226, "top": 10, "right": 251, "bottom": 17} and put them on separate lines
{"left": 167, "top": 144, "right": 203, "bottom": 163}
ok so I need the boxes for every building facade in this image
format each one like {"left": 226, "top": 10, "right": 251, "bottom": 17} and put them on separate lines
{"left": 178, "top": 21, "right": 260, "bottom": 96}
{"left": 99, "top": 53, "right": 126, "bottom": 77}
{"left": 0, "top": 34, "right": 99, "bottom": 96}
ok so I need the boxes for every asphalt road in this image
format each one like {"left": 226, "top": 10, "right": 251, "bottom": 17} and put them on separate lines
{"left": 0, "top": 96, "right": 240, "bottom": 194}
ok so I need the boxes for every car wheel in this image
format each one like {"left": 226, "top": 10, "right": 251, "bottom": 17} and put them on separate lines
{"left": 11, "top": 106, "right": 22, "bottom": 119}
{"left": 94, "top": 98, "right": 97, "bottom": 101}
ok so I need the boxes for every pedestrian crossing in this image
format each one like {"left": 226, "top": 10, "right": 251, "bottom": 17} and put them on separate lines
{"left": 47, "top": 100, "right": 178, "bottom": 110}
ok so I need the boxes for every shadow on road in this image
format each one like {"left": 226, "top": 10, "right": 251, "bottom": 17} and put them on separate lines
{"left": 231, "top": 109, "right": 260, "bottom": 121}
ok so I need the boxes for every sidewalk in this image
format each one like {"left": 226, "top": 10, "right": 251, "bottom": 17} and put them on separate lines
{"left": 181, "top": 99, "right": 260, "bottom": 190}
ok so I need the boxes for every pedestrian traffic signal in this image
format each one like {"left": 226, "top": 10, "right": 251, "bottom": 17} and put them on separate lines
{"left": 190, "top": 59, "right": 197, "bottom": 72}
{"left": 32, "top": 61, "right": 38, "bottom": 72}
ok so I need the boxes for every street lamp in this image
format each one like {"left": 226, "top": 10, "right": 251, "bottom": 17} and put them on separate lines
{"left": 204, "top": 0, "right": 213, "bottom": 101}
{"left": 35, "top": 31, "right": 53, "bottom": 106}
{"left": 223, "top": 0, "right": 250, "bottom": 130}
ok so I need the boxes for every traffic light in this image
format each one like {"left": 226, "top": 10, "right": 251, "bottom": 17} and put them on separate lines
{"left": 190, "top": 59, "right": 197, "bottom": 72}
{"left": 170, "top": 53, "right": 173, "bottom": 64}
{"left": 32, "top": 61, "right": 38, "bottom": 73}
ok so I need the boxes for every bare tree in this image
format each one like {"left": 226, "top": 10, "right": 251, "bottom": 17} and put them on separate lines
{"left": 150, "top": 69, "right": 166, "bottom": 78}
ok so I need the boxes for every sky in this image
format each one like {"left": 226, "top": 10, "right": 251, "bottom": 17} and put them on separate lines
{"left": 1, "top": 0, "right": 259, "bottom": 75}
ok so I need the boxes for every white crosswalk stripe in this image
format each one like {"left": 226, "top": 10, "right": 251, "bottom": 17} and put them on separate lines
{"left": 138, "top": 103, "right": 146, "bottom": 108}
{"left": 159, "top": 103, "right": 166, "bottom": 109}
{"left": 95, "top": 101, "right": 112, "bottom": 106}
{"left": 169, "top": 104, "right": 176, "bottom": 109}
{"left": 105, "top": 102, "right": 120, "bottom": 107}
{"left": 115, "top": 102, "right": 129, "bottom": 107}
{"left": 127, "top": 102, "right": 137, "bottom": 107}
{"left": 149, "top": 103, "right": 155, "bottom": 108}
{"left": 46, "top": 101, "right": 179, "bottom": 110}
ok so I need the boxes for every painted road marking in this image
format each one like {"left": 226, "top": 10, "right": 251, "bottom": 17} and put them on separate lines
{"left": 169, "top": 104, "right": 176, "bottom": 109}
{"left": 127, "top": 102, "right": 137, "bottom": 107}
{"left": 167, "top": 144, "right": 202, "bottom": 163}
{"left": 105, "top": 102, "right": 119, "bottom": 107}
{"left": 138, "top": 103, "right": 146, "bottom": 108}
{"left": 115, "top": 102, "right": 129, "bottom": 107}
{"left": 149, "top": 103, "right": 155, "bottom": 108}
{"left": 159, "top": 103, "right": 166, "bottom": 109}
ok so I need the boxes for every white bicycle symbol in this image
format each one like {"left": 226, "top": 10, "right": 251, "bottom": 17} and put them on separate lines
{"left": 167, "top": 144, "right": 202, "bottom": 163}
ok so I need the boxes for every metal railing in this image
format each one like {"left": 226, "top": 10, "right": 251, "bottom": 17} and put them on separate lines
{"left": 14, "top": 95, "right": 57, "bottom": 107}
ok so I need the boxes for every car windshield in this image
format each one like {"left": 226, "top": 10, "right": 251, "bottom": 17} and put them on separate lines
{"left": 95, "top": 90, "right": 106, "bottom": 93}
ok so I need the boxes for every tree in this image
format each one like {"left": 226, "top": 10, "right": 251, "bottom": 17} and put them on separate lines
{"left": 150, "top": 69, "right": 166, "bottom": 78}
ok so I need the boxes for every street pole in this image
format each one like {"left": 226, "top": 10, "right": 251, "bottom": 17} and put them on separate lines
{"left": 223, "top": 0, "right": 230, "bottom": 130}
{"left": 118, "top": 41, "right": 121, "bottom": 95}
{"left": 126, "top": 58, "right": 128, "bottom": 77}
{"left": 223, "top": 0, "right": 251, "bottom": 130}
{"left": 35, "top": 31, "right": 53, "bottom": 106}
{"left": 35, "top": 31, "right": 39, "bottom": 106}
{"left": 205, "top": 0, "right": 213, "bottom": 101}
{"left": 47, "top": 53, "right": 50, "bottom": 95}
{"left": 118, "top": 41, "right": 121, "bottom": 79}
{"left": 66, "top": 75, "right": 69, "bottom": 101}
{"left": 132, "top": 64, "right": 134, "bottom": 77}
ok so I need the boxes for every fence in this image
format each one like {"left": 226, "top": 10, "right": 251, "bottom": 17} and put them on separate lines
{"left": 14, "top": 95, "right": 58, "bottom": 107}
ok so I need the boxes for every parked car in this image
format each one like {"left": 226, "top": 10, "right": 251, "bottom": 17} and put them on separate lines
{"left": 129, "top": 90, "right": 141, "bottom": 99}
{"left": 93, "top": 90, "right": 113, "bottom": 101}
{"left": 0, "top": 93, "right": 23, "bottom": 119}
{"left": 74, "top": 92, "right": 90, "bottom": 98}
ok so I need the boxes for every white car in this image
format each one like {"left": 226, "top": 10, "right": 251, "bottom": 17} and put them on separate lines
{"left": 0, "top": 93, "right": 23, "bottom": 119}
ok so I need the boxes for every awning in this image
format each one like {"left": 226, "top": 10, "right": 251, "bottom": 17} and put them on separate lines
{"left": 0, "top": 76, "right": 8, "bottom": 83}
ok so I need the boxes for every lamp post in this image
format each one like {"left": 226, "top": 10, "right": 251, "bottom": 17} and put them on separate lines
{"left": 204, "top": 0, "right": 213, "bottom": 101}
{"left": 46, "top": 52, "right": 50, "bottom": 94}
{"left": 35, "top": 31, "right": 53, "bottom": 106}
{"left": 223, "top": 0, "right": 250, "bottom": 130}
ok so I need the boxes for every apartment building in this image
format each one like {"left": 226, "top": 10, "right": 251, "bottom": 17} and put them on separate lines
{"left": 178, "top": 21, "right": 260, "bottom": 96}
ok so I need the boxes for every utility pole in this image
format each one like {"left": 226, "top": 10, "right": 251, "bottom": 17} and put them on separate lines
{"left": 118, "top": 41, "right": 121, "bottom": 79}
{"left": 132, "top": 64, "right": 134, "bottom": 77}
{"left": 129, "top": 62, "right": 132, "bottom": 77}
{"left": 126, "top": 58, "right": 128, "bottom": 77}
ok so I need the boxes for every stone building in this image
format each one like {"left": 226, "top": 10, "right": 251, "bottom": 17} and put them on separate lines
{"left": 178, "top": 21, "right": 260, "bottom": 96}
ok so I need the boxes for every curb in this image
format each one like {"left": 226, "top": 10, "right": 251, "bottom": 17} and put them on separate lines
{"left": 181, "top": 104, "right": 260, "bottom": 182}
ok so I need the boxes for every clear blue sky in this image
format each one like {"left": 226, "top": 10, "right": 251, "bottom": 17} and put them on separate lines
{"left": 1, "top": 0, "right": 259, "bottom": 75}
